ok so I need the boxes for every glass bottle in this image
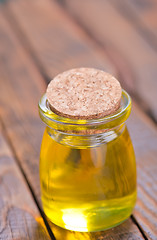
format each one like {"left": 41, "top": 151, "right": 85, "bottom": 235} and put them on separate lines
{"left": 38, "top": 90, "right": 136, "bottom": 232}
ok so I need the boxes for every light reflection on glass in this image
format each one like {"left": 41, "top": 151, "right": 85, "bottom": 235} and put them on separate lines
{"left": 62, "top": 209, "right": 88, "bottom": 232}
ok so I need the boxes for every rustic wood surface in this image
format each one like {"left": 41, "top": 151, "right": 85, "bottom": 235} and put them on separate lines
{"left": 111, "top": 0, "right": 157, "bottom": 45}
{"left": 0, "top": 125, "right": 50, "bottom": 240}
{"left": 0, "top": 0, "right": 156, "bottom": 239}
{"left": 62, "top": 0, "right": 157, "bottom": 122}
{"left": 0, "top": 3, "right": 143, "bottom": 239}
{"left": 6, "top": 0, "right": 116, "bottom": 78}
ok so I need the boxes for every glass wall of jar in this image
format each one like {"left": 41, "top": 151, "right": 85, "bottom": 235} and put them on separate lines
{"left": 38, "top": 90, "right": 136, "bottom": 232}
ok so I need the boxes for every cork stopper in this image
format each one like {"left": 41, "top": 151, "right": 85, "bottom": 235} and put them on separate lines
{"left": 46, "top": 68, "right": 122, "bottom": 119}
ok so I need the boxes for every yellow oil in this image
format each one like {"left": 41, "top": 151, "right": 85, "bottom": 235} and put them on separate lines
{"left": 40, "top": 125, "right": 136, "bottom": 232}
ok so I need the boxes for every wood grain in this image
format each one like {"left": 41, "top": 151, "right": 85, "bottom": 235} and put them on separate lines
{"left": 0, "top": 0, "right": 157, "bottom": 239}
{"left": 62, "top": 0, "right": 157, "bottom": 122}
{"left": 127, "top": 104, "right": 157, "bottom": 240}
{"left": 0, "top": 125, "right": 50, "bottom": 239}
{"left": 0, "top": 1, "right": 144, "bottom": 240}
{"left": 0, "top": 5, "right": 46, "bottom": 200}
{"left": 6, "top": 0, "right": 117, "bottom": 79}
{"left": 48, "top": 218, "right": 144, "bottom": 240}
{"left": 111, "top": 0, "right": 157, "bottom": 43}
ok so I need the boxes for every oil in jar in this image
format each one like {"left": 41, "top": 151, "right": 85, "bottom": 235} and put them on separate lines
{"left": 40, "top": 125, "right": 136, "bottom": 232}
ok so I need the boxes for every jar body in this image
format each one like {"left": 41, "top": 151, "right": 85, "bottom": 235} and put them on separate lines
{"left": 40, "top": 124, "right": 136, "bottom": 232}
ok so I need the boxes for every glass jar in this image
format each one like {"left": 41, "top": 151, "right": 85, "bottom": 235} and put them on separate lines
{"left": 38, "top": 90, "right": 137, "bottom": 232}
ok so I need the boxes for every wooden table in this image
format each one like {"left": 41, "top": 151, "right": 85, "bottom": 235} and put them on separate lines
{"left": 0, "top": 0, "right": 157, "bottom": 239}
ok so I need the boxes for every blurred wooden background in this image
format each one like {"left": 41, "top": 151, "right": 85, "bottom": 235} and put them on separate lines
{"left": 0, "top": 0, "right": 157, "bottom": 239}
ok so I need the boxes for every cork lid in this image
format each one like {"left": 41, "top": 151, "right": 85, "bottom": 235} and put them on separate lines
{"left": 46, "top": 68, "right": 122, "bottom": 119}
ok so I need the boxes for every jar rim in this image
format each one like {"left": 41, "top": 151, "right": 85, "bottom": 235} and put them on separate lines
{"left": 38, "top": 90, "right": 131, "bottom": 132}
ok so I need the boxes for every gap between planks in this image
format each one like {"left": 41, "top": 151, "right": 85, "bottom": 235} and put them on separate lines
{"left": 131, "top": 215, "right": 148, "bottom": 240}
{"left": 0, "top": 118, "right": 51, "bottom": 240}
{"left": 0, "top": 118, "right": 56, "bottom": 240}
{"left": 0, "top": 4, "right": 56, "bottom": 240}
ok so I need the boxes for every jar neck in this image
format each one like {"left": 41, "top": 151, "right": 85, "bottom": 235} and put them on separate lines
{"left": 46, "top": 123, "right": 126, "bottom": 148}
{"left": 39, "top": 90, "right": 131, "bottom": 148}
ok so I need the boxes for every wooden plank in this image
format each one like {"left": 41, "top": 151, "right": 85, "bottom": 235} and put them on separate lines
{"left": 127, "top": 105, "right": 157, "bottom": 240}
{"left": 5, "top": 0, "right": 117, "bottom": 79}
{"left": 62, "top": 0, "right": 157, "bottom": 122}
{"left": 1, "top": 0, "right": 157, "bottom": 238}
{"left": 0, "top": 6, "right": 46, "bottom": 200}
{"left": 0, "top": 125, "right": 50, "bottom": 239}
{"left": 48, "top": 218, "right": 144, "bottom": 240}
{"left": 111, "top": 0, "right": 157, "bottom": 42}
{"left": 0, "top": 2, "right": 144, "bottom": 240}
